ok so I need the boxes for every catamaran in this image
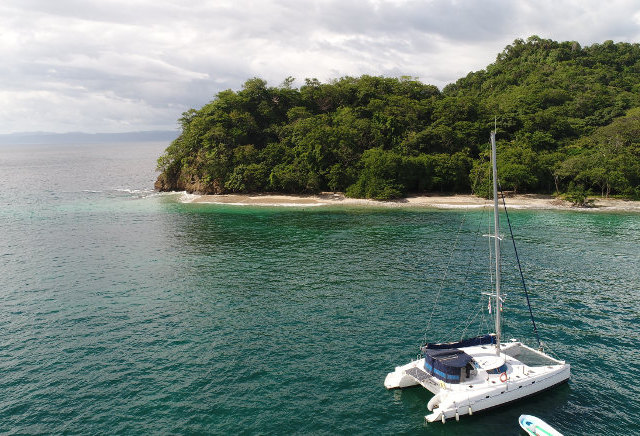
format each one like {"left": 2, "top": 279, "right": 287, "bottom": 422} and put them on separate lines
{"left": 384, "top": 131, "right": 570, "bottom": 423}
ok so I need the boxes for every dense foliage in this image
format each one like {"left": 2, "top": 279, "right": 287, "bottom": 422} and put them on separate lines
{"left": 156, "top": 36, "right": 640, "bottom": 200}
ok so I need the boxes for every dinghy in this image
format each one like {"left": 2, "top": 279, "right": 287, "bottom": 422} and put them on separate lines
{"left": 519, "top": 414, "right": 563, "bottom": 436}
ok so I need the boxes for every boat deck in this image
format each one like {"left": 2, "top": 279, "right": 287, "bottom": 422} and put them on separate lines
{"left": 404, "top": 366, "right": 436, "bottom": 389}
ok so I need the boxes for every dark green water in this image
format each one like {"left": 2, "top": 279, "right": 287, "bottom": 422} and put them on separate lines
{"left": 0, "top": 143, "right": 639, "bottom": 434}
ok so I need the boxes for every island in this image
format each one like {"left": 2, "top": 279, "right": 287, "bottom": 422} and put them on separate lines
{"left": 156, "top": 36, "right": 640, "bottom": 205}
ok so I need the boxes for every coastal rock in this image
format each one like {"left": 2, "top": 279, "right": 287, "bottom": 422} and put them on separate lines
{"left": 154, "top": 173, "right": 171, "bottom": 191}
{"left": 154, "top": 173, "right": 224, "bottom": 194}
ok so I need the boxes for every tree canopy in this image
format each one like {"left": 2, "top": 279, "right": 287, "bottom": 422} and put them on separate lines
{"left": 156, "top": 37, "right": 640, "bottom": 200}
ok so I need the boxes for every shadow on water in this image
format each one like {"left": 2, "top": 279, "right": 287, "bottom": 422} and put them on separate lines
{"left": 385, "top": 379, "right": 570, "bottom": 435}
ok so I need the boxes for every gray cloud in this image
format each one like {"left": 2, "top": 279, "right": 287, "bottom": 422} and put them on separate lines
{"left": 1, "top": 0, "right": 640, "bottom": 133}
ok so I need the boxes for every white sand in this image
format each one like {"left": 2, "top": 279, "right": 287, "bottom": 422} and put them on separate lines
{"left": 184, "top": 192, "right": 640, "bottom": 212}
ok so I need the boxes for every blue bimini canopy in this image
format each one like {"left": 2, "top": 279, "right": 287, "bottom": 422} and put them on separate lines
{"left": 423, "top": 334, "right": 496, "bottom": 350}
{"left": 423, "top": 348, "right": 473, "bottom": 384}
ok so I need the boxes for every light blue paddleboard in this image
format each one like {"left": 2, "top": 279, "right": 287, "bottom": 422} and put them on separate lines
{"left": 519, "top": 414, "right": 563, "bottom": 436}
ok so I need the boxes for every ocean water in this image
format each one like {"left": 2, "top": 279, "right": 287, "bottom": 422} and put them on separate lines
{"left": 0, "top": 142, "right": 639, "bottom": 435}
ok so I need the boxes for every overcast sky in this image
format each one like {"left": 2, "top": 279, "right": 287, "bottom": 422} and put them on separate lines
{"left": 2, "top": 0, "right": 640, "bottom": 134}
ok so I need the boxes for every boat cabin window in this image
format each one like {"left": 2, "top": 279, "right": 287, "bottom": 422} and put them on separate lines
{"left": 486, "top": 363, "right": 508, "bottom": 374}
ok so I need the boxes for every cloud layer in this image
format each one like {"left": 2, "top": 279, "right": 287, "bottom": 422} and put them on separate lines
{"left": 2, "top": 0, "right": 640, "bottom": 133}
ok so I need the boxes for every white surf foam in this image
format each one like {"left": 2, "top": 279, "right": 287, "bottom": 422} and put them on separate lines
{"left": 197, "top": 201, "right": 327, "bottom": 207}
{"left": 179, "top": 192, "right": 200, "bottom": 203}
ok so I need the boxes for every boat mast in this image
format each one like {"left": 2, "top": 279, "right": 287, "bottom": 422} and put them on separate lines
{"left": 491, "top": 130, "right": 501, "bottom": 356}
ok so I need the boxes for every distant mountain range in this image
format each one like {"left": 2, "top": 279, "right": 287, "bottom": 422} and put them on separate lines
{"left": 0, "top": 130, "right": 178, "bottom": 145}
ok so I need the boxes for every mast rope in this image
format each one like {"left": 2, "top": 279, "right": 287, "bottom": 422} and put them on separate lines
{"left": 447, "top": 208, "right": 490, "bottom": 340}
{"left": 423, "top": 212, "right": 468, "bottom": 344}
{"left": 458, "top": 297, "right": 485, "bottom": 340}
{"left": 498, "top": 184, "right": 542, "bottom": 349}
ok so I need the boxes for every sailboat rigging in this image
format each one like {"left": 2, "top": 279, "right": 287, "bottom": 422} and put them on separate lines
{"left": 384, "top": 131, "right": 570, "bottom": 423}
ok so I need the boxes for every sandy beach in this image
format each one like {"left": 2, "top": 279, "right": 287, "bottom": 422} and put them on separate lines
{"left": 181, "top": 192, "right": 640, "bottom": 212}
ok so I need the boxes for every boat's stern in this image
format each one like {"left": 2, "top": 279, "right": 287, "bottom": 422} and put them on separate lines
{"left": 384, "top": 360, "right": 423, "bottom": 389}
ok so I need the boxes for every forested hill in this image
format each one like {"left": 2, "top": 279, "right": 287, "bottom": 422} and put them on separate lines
{"left": 155, "top": 36, "right": 640, "bottom": 200}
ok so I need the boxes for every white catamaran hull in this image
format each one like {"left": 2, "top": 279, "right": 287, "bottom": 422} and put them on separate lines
{"left": 386, "top": 131, "right": 570, "bottom": 423}
{"left": 385, "top": 342, "right": 570, "bottom": 423}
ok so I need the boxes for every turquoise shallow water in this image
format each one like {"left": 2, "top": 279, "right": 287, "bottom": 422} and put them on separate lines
{"left": 0, "top": 142, "right": 639, "bottom": 435}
